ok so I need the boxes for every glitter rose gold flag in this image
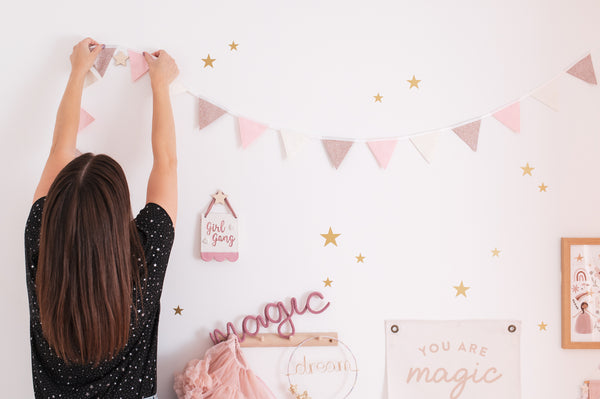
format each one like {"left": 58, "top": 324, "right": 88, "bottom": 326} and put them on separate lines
{"left": 322, "top": 139, "right": 353, "bottom": 169}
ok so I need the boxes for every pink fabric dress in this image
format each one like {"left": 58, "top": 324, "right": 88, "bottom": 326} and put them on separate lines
{"left": 575, "top": 311, "right": 593, "bottom": 334}
{"left": 173, "top": 335, "right": 276, "bottom": 399}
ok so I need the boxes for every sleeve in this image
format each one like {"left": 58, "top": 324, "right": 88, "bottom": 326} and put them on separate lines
{"left": 134, "top": 203, "right": 175, "bottom": 306}
{"left": 24, "top": 197, "right": 46, "bottom": 291}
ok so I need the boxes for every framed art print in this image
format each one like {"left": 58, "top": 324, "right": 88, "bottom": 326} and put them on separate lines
{"left": 561, "top": 238, "right": 600, "bottom": 349}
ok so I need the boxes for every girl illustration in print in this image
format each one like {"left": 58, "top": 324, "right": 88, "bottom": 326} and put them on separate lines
{"left": 574, "top": 302, "right": 595, "bottom": 334}
{"left": 25, "top": 38, "right": 178, "bottom": 399}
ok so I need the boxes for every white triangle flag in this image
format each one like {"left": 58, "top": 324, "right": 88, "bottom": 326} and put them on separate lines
{"left": 410, "top": 132, "right": 441, "bottom": 163}
{"left": 531, "top": 78, "right": 560, "bottom": 111}
{"left": 280, "top": 130, "right": 309, "bottom": 158}
{"left": 84, "top": 69, "right": 100, "bottom": 88}
{"left": 170, "top": 77, "right": 189, "bottom": 95}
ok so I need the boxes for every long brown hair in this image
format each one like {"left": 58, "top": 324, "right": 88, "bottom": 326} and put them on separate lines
{"left": 36, "top": 153, "right": 146, "bottom": 366}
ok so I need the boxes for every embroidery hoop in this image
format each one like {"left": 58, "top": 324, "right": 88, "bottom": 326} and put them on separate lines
{"left": 286, "top": 335, "right": 358, "bottom": 398}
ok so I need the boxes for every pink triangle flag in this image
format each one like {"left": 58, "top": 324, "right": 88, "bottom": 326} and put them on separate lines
{"left": 493, "top": 102, "right": 520, "bottom": 133}
{"left": 78, "top": 108, "right": 94, "bottom": 132}
{"left": 94, "top": 47, "right": 116, "bottom": 77}
{"left": 566, "top": 54, "right": 597, "bottom": 85}
{"left": 323, "top": 140, "right": 353, "bottom": 169}
{"left": 128, "top": 50, "right": 149, "bottom": 82}
{"left": 238, "top": 117, "right": 268, "bottom": 148}
{"left": 452, "top": 120, "right": 481, "bottom": 151}
{"left": 199, "top": 98, "right": 227, "bottom": 130}
{"left": 367, "top": 140, "right": 397, "bottom": 169}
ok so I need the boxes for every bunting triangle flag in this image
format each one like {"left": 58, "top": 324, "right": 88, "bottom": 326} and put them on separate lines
{"left": 566, "top": 54, "right": 597, "bottom": 85}
{"left": 452, "top": 120, "right": 481, "bottom": 151}
{"left": 78, "top": 108, "right": 94, "bottom": 132}
{"left": 94, "top": 47, "right": 116, "bottom": 77}
{"left": 198, "top": 98, "right": 227, "bottom": 129}
{"left": 531, "top": 78, "right": 560, "bottom": 111}
{"left": 410, "top": 132, "right": 440, "bottom": 164}
{"left": 280, "top": 130, "right": 309, "bottom": 159}
{"left": 322, "top": 139, "right": 353, "bottom": 169}
{"left": 239, "top": 117, "right": 268, "bottom": 148}
{"left": 128, "top": 50, "right": 149, "bottom": 82}
{"left": 170, "top": 78, "right": 189, "bottom": 95}
{"left": 84, "top": 69, "right": 99, "bottom": 88}
{"left": 493, "top": 102, "right": 520, "bottom": 133}
{"left": 367, "top": 140, "right": 397, "bottom": 169}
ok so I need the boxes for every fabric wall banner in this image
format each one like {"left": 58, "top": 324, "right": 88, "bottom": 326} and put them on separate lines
{"left": 385, "top": 320, "right": 521, "bottom": 399}
{"left": 128, "top": 50, "right": 149, "bottom": 82}
{"left": 94, "top": 47, "right": 116, "bottom": 77}
{"left": 492, "top": 102, "right": 520, "bottom": 133}
{"left": 410, "top": 132, "right": 441, "bottom": 164}
{"left": 280, "top": 129, "right": 309, "bottom": 159}
{"left": 566, "top": 54, "right": 597, "bottom": 85}
{"left": 198, "top": 98, "right": 227, "bottom": 130}
{"left": 84, "top": 69, "right": 100, "bottom": 88}
{"left": 78, "top": 108, "right": 94, "bottom": 132}
{"left": 239, "top": 117, "right": 268, "bottom": 148}
{"left": 322, "top": 139, "right": 353, "bottom": 169}
{"left": 531, "top": 78, "right": 561, "bottom": 111}
{"left": 452, "top": 120, "right": 481, "bottom": 152}
{"left": 367, "top": 140, "right": 397, "bottom": 169}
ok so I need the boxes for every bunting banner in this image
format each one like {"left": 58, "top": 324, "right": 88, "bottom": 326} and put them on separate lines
{"left": 323, "top": 140, "right": 353, "bottom": 169}
{"left": 452, "top": 120, "right": 481, "bottom": 152}
{"left": 367, "top": 140, "right": 397, "bottom": 169}
{"left": 79, "top": 44, "right": 600, "bottom": 170}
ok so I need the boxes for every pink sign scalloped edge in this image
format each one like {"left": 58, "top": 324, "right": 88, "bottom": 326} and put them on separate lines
{"left": 201, "top": 252, "right": 239, "bottom": 262}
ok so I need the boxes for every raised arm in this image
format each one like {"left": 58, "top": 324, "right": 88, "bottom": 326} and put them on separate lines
{"left": 143, "top": 50, "right": 179, "bottom": 226}
{"left": 33, "top": 38, "right": 103, "bottom": 203}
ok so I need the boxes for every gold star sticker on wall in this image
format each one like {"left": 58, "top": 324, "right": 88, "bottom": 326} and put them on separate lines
{"left": 202, "top": 54, "right": 216, "bottom": 68}
{"left": 538, "top": 183, "right": 548, "bottom": 192}
{"left": 491, "top": 248, "right": 501, "bottom": 257}
{"left": 113, "top": 51, "right": 129, "bottom": 66}
{"left": 538, "top": 321, "right": 548, "bottom": 331}
{"left": 453, "top": 281, "right": 470, "bottom": 297}
{"left": 407, "top": 75, "right": 421, "bottom": 89}
{"left": 212, "top": 190, "right": 227, "bottom": 204}
{"left": 521, "top": 163, "right": 534, "bottom": 176}
{"left": 323, "top": 278, "right": 333, "bottom": 287}
{"left": 374, "top": 93, "right": 383, "bottom": 102}
{"left": 229, "top": 41, "right": 239, "bottom": 50}
{"left": 173, "top": 305, "right": 183, "bottom": 315}
{"left": 576, "top": 254, "right": 584, "bottom": 261}
{"left": 321, "top": 227, "right": 340, "bottom": 247}
{"left": 356, "top": 253, "right": 365, "bottom": 263}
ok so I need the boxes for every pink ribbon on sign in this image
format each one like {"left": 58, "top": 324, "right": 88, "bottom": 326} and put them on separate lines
{"left": 452, "top": 120, "right": 481, "bottom": 152}
{"left": 493, "top": 102, "right": 520, "bottom": 133}
{"left": 128, "top": 50, "right": 149, "bottom": 82}
{"left": 238, "top": 117, "right": 268, "bottom": 148}
{"left": 198, "top": 98, "right": 227, "bottom": 130}
{"left": 78, "top": 108, "right": 94, "bottom": 132}
{"left": 567, "top": 54, "right": 597, "bottom": 85}
{"left": 323, "top": 139, "right": 353, "bottom": 169}
{"left": 367, "top": 140, "right": 397, "bottom": 169}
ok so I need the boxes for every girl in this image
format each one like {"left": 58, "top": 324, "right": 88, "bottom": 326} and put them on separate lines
{"left": 25, "top": 38, "right": 179, "bottom": 398}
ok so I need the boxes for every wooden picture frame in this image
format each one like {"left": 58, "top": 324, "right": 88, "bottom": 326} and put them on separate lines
{"left": 561, "top": 238, "right": 600, "bottom": 349}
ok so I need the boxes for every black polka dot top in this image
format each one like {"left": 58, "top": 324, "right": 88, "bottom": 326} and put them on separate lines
{"left": 24, "top": 197, "right": 175, "bottom": 399}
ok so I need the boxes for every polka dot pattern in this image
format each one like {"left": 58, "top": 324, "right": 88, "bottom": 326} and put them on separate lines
{"left": 24, "top": 197, "right": 175, "bottom": 398}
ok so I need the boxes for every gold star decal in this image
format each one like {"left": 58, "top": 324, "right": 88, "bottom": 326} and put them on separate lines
{"left": 173, "top": 305, "right": 183, "bottom": 315}
{"left": 323, "top": 278, "right": 333, "bottom": 287}
{"left": 229, "top": 41, "right": 239, "bottom": 51}
{"left": 113, "top": 51, "right": 129, "bottom": 66}
{"left": 289, "top": 385, "right": 298, "bottom": 394}
{"left": 202, "top": 54, "right": 216, "bottom": 68}
{"left": 576, "top": 254, "right": 583, "bottom": 261}
{"left": 321, "top": 227, "right": 340, "bottom": 247}
{"left": 538, "top": 183, "right": 548, "bottom": 192}
{"left": 212, "top": 190, "right": 227, "bottom": 205}
{"left": 356, "top": 253, "right": 365, "bottom": 263}
{"left": 491, "top": 248, "right": 501, "bottom": 257}
{"left": 453, "top": 281, "right": 470, "bottom": 297}
{"left": 374, "top": 93, "right": 383, "bottom": 102}
{"left": 521, "top": 163, "right": 534, "bottom": 176}
{"left": 407, "top": 75, "right": 421, "bottom": 89}
{"left": 538, "top": 321, "right": 548, "bottom": 331}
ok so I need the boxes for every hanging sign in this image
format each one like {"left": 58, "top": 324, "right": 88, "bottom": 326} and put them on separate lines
{"left": 385, "top": 320, "right": 521, "bottom": 399}
{"left": 200, "top": 190, "right": 239, "bottom": 262}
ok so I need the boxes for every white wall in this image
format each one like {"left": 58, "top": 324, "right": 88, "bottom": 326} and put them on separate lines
{"left": 2, "top": 0, "right": 600, "bottom": 397}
